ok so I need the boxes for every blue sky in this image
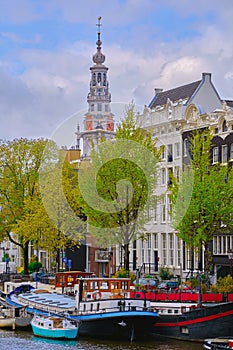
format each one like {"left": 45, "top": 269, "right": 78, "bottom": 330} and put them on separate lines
{"left": 0, "top": 0, "right": 233, "bottom": 142}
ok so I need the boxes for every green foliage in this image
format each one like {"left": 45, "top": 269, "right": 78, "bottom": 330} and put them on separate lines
{"left": 210, "top": 275, "right": 233, "bottom": 293}
{"left": 113, "top": 267, "right": 136, "bottom": 282}
{"left": 30, "top": 254, "right": 38, "bottom": 263}
{"left": 159, "top": 266, "right": 171, "bottom": 280}
{"left": 187, "top": 276, "right": 198, "bottom": 288}
{"left": 0, "top": 138, "right": 85, "bottom": 274}
{"left": 169, "top": 129, "right": 233, "bottom": 275}
{"left": 2, "top": 252, "right": 10, "bottom": 262}
{"left": 79, "top": 104, "right": 160, "bottom": 270}
{"left": 28, "top": 261, "right": 42, "bottom": 273}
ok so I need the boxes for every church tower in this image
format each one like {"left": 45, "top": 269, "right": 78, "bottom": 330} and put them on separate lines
{"left": 77, "top": 17, "right": 115, "bottom": 158}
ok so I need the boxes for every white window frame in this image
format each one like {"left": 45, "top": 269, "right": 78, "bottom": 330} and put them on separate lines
{"left": 183, "top": 138, "right": 188, "bottom": 157}
{"left": 161, "top": 168, "right": 166, "bottom": 185}
{"left": 167, "top": 144, "right": 173, "bottom": 161}
{"left": 230, "top": 144, "right": 233, "bottom": 160}
{"left": 161, "top": 197, "right": 166, "bottom": 223}
{"left": 175, "top": 142, "right": 180, "bottom": 158}
{"left": 213, "top": 146, "right": 219, "bottom": 164}
{"left": 222, "top": 145, "right": 228, "bottom": 164}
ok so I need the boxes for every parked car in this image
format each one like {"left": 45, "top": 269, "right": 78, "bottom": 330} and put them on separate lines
{"left": 157, "top": 280, "right": 179, "bottom": 291}
{"left": 31, "top": 272, "right": 54, "bottom": 284}
{"left": 133, "top": 277, "right": 158, "bottom": 289}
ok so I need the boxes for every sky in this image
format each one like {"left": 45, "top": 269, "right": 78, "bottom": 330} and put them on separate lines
{"left": 0, "top": 0, "right": 233, "bottom": 145}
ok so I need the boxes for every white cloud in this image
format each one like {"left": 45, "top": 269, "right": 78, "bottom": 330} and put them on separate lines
{"left": 0, "top": 1, "right": 233, "bottom": 141}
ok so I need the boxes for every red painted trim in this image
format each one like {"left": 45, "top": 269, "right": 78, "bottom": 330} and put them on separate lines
{"left": 155, "top": 309, "right": 233, "bottom": 328}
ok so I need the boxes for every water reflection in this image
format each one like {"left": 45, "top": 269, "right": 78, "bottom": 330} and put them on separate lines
{"left": 31, "top": 336, "right": 77, "bottom": 347}
{"left": 0, "top": 330, "right": 204, "bottom": 350}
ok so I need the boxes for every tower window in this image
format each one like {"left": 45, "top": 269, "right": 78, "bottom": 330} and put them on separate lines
{"left": 97, "top": 103, "right": 102, "bottom": 111}
{"left": 103, "top": 73, "right": 106, "bottom": 86}
{"left": 90, "top": 104, "right": 94, "bottom": 112}
{"left": 92, "top": 73, "right": 96, "bottom": 86}
{"left": 105, "top": 105, "right": 108, "bottom": 112}
{"left": 97, "top": 73, "right": 101, "bottom": 83}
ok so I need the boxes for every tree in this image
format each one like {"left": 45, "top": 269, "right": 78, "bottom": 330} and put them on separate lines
{"left": 169, "top": 129, "right": 233, "bottom": 276}
{"left": 38, "top": 158, "right": 86, "bottom": 271}
{"left": 79, "top": 106, "right": 160, "bottom": 271}
{"left": 0, "top": 138, "right": 56, "bottom": 274}
{"left": 0, "top": 138, "right": 85, "bottom": 274}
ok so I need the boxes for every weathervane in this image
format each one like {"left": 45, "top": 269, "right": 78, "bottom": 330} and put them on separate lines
{"left": 96, "top": 16, "right": 102, "bottom": 34}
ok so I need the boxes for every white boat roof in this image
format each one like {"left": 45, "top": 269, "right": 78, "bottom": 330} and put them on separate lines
{"left": 19, "top": 291, "right": 75, "bottom": 309}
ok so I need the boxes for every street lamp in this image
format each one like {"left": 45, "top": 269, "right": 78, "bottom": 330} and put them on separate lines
{"left": 227, "top": 249, "right": 233, "bottom": 276}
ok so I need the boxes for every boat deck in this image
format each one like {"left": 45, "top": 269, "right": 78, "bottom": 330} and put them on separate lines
{"left": 10, "top": 291, "right": 76, "bottom": 313}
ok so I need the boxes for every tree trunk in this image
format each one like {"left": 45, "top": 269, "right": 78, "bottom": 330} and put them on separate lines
{"left": 123, "top": 243, "right": 130, "bottom": 272}
{"left": 204, "top": 242, "right": 212, "bottom": 280}
{"left": 23, "top": 241, "right": 29, "bottom": 275}
{"left": 56, "top": 249, "right": 60, "bottom": 272}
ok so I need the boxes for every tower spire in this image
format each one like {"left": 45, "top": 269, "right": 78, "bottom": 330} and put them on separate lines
{"left": 79, "top": 16, "right": 115, "bottom": 158}
{"left": 93, "top": 16, "right": 105, "bottom": 64}
{"left": 96, "top": 16, "right": 102, "bottom": 45}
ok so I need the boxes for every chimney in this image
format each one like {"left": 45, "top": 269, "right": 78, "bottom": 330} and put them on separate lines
{"left": 154, "top": 88, "right": 163, "bottom": 95}
{"left": 202, "top": 72, "right": 211, "bottom": 82}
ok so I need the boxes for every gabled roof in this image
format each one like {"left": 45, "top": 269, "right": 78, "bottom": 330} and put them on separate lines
{"left": 148, "top": 80, "right": 202, "bottom": 109}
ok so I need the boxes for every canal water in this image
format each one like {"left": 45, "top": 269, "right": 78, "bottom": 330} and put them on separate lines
{"left": 0, "top": 330, "right": 204, "bottom": 350}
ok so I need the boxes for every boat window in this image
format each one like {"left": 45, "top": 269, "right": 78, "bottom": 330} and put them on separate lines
{"left": 83, "top": 304, "right": 86, "bottom": 312}
{"left": 90, "top": 303, "right": 93, "bottom": 311}
{"left": 100, "top": 282, "right": 108, "bottom": 290}
{"left": 122, "top": 281, "right": 128, "bottom": 290}
{"left": 90, "top": 281, "right": 98, "bottom": 290}
{"left": 97, "top": 303, "right": 100, "bottom": 311}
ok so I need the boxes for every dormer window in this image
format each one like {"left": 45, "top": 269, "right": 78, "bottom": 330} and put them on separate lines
{"left": 222, "top": 120, "right": 228, "bottom": 132}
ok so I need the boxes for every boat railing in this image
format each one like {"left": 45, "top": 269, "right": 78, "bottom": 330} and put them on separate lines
{"left": 77, "top": 300, "right": 154, "bottom": 315}
{"left": 78, "top": 305, "right": 153, "bottom": 315}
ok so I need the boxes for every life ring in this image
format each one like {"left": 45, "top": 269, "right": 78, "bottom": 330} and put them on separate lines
{"left": 92, "top": 291, "right": 102, "bottom": 300}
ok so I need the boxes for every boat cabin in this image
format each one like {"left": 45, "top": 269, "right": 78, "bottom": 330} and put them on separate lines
{"left": 74, "top": 277, "right": 132, "bottom": 300}
{"left": 55, "top": 271, "right": 95, "bottom": 288}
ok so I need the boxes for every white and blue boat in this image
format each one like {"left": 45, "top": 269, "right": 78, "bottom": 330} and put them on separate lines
{"left": 30, "top": 314, "right": 78, "bottom": 339}
{"left": 5, "top": 278, "right": 160, "bottom": 341}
